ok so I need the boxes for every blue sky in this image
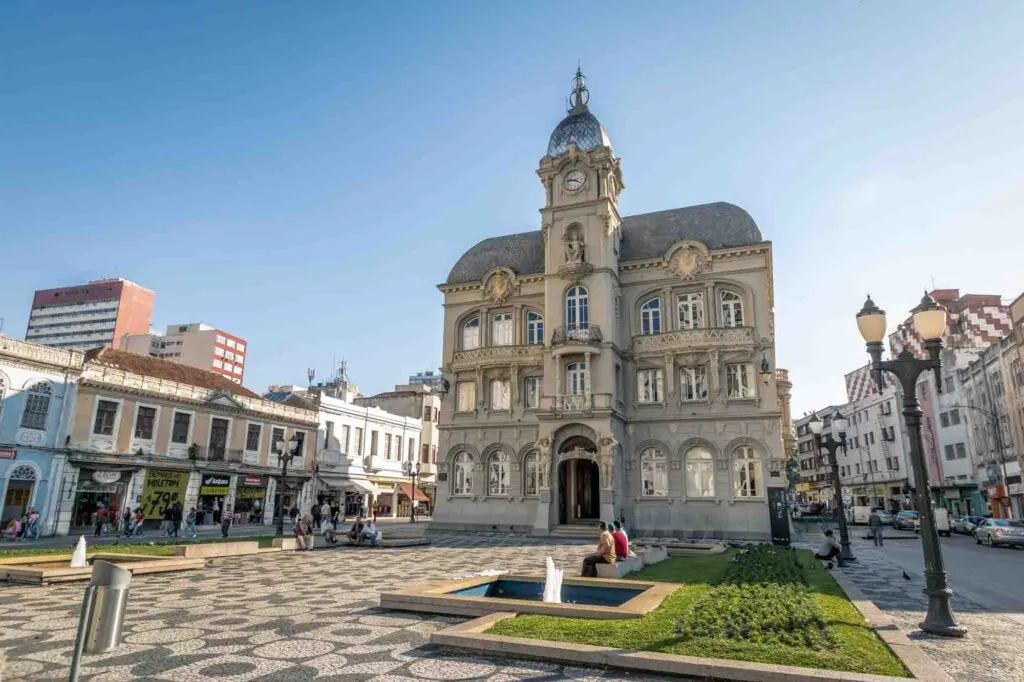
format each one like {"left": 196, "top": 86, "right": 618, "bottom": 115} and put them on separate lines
{"left": 2, "top": 1, "right": 1022, "bottom": 414}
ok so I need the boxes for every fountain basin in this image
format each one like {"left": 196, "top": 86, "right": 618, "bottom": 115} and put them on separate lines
{"left": 0, "top": 553, "right": 204, "bottom": 585}
{"left": 380, "top": 574, "right": 676, "bottom": 620}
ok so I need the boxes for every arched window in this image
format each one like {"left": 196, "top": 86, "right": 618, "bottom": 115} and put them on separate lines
{"left": 523, "top": 451, "right": 540, "bottom": 496}
{"left": 640, "top": 297, "right": 662, "bottom": 336}
{"left": 734, "top": 445, "right": 762, "bottom": 498}
{"left": 565, "top": 286, "right": 589, "bottom": 330}
{"left": 488, "top": 451, "right": 510, "bottom": 496}
{"left": 452, "top": 452, "right": 473, "bottom": 495}
{"left": 20, "top": 381, "right": 52, "bottom": 431}
{"left": 462, "top": 318, "right": 481, "bottom": 350}
{"left": 566, "top": 362, "right": 587, "bottom": 396}
{"left": 640, "top": 447, "right": 668, "bottom": 497}
{"left": 9, "top": 464, "right": 37, "bottom": 481}
{"left": 685, "top": 447, "right": 715, "bottom": 497}
{"left": 526, "top": 312, "right": 544, "bottom": 345}
{"left": 720, "top": 291, "right": 744, "bottom": 328}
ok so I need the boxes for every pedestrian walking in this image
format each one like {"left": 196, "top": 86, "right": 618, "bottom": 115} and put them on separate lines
{"left": 220, "top": 505, "right": 233, "bottom": 538}
{"left": 319, "top": 500, "right": 331, "bottom": 531}
{"left": 295, "top": 514, "right": 315, "bottom": 550}
{"left": 311, "top": 503, "right": 321, "bottom": 530}
{"left": 122, "top": 509, "right": 133, "bottom": 537}
{"left": 289, "top": 505, "right": 300, "bottom": 523}
{"left": 24, "top": 509, "right": 40, "bottom": 540}
{"left": 95, "top": 505, "right": 109, "bottom": 537}
{"left": 162, "top": 505, "right": 174, "bottom": 536}
{"left": 869, "top": 509, "right": 884, "bottom": 547}
{"left": 185, "top": 507, "right": 197, "bottom": 538}
{"left": 330, "top": 502, "right": 340, "bottom": 531}
{"left": 172, "top": 502, "right": 183, "bottom": 538}
{"left": 132, "top": 508, "right": 145, "bottom": 537}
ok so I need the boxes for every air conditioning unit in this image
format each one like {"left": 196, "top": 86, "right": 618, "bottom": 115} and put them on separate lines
{"left": 363, "top": 455, "right": 378, "bottom": 472}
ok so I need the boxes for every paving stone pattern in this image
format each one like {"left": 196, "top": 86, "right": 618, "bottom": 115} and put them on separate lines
{"left": 817, "top": 545, "right": 1024, "bottom": 682}
{"left": 0, "top": 532, "right": 675, "bottom": 682}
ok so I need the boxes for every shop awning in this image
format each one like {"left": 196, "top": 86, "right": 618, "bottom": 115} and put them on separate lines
{"left": 331, "top": 478, "right": 374, "bottom": 494}
{"left": 398, "top": 482, "right": 430, "bottom": 502}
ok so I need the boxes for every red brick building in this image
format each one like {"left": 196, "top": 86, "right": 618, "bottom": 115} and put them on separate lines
{"left": 25, "top": 278, "right": 155, "bottom": 351}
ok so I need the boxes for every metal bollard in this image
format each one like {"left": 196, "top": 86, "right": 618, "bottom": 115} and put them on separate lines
{"left": 69, "top": 560, "right": 132, "bottom": 682}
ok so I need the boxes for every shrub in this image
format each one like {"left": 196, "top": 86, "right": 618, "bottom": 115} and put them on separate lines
{"left": 675, "top": 544, "right": 834, "bottom": 651}
{"left": 721, "top": 544, "right": 805, "bottom": 587}
{"left": 676, "top": 583, "right": 835, "bottom": 650}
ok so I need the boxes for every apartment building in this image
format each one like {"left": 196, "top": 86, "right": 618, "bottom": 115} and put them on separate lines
{"left": 25, "top": 278, "right": 154, "bottom": 351}
{"left": 122, "top": 323, "right": 248, "bottom": 384}
{"left": 57, "top": 348, "right": 317, "bottom": 534}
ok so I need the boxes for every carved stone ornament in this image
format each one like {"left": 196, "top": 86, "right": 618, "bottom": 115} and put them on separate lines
{"left": 483, "top": 270, "right": 517, "bottom": 303}
{"left": 668, "top": 241, "right": 712, "bottom": 281}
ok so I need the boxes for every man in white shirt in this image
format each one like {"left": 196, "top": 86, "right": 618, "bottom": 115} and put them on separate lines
{"left": 814, "top": 530, "right": 843, "bottom": 567}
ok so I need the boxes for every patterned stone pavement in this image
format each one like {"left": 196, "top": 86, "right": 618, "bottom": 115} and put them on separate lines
{"left": 830, "top": 543, "right": 1024, "bottom": 682}
{"left": 0, "top": 532, "right": 675, "bottom": 682}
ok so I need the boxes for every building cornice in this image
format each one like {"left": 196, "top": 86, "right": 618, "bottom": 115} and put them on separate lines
{"left": 81, "top": 366, "right": 318, "bottom": 427}
{"left": 0, "top": 335, "right": 85, "bottom": 375}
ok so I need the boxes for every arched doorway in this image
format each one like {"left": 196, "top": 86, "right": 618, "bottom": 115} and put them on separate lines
{"left": 2, "top": 464, "right": 37, "bottom": 523}
{"left": 556, "top": 435, "right": 600, "bottom": 525}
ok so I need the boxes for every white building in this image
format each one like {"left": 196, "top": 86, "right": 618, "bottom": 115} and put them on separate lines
{"left": 837, "top": 383, "right": 909, "bottom": 513}
{"left": 121, "top": 323, "right": 248, "bottom": 385}
{"left": 0, "top": 336, "right": 85, "bottom": 534}
{"left": 269, "top": 369, "right": 424, "bottom": 519}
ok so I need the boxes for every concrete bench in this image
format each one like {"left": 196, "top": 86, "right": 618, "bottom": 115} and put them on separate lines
{"left": 595, "top": 555, "right": 644, "bottom": 578}
{"left": 174, "top": 541, "right": 260, "bottom": 558}
{"left": 634, "top": 545, "right": 668, "bottom": 565}
{"left": 271, "top": 538, "right": 299, "bottom": 550}
{"left": 344, "top": 537, "right": 430, "bottom": 549}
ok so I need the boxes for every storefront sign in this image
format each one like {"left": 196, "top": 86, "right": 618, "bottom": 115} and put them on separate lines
{"left": 200, "top": 474, "right": 231, "bottom": 496}
{"left": 92, "top": 471, "right": 123, "bottom": 485}
{"left": 0, "top": 449, "right": 15, "bottom": 459}
{"left": 236, "top": 486, "right": 267, "bottom": 500}
{"left": 243, "top": 475, "right": 265, "bottom": 486}
{"left": 141, "top": 469, "right": 190, "bottom": 519}
{"left": 1009, "top": 483, "right": 1023, "bottom": 496}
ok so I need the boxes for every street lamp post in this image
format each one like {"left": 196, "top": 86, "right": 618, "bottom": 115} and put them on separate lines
{"left": 857, "top": 293, "right": 967, "bottom": 637}
{"left": 808, "top": 410, "right": 855, "bottom": 562}
{"left": 405, "top": 460, "right": 421, "bottom": 523}
{"left": 275, "top": 436, "right": 300, "bottom": 538}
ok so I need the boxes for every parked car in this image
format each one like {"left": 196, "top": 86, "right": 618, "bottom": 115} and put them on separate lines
{"left": 952, "top": 515, "right": 984, "bottom": 534}
{"left": 912, "top": 507, "right": 951, "bottom": 536}
{"left": 874, "top": 509, "right": 894, "bottom": 525}
{"left": 893, "top": 511, "right": 918, "bottom": 531}
{"left": 974, "top": 518, "right": 1024, "bottom": 548}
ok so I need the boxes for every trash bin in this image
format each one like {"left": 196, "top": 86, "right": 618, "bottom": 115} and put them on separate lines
{"left": 83, "top": 560, "right": 132, "bottom": 654}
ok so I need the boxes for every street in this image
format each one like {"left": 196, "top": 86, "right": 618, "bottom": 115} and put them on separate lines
{"left": 856, "top": 530, "right": 1024, "bottom": 621}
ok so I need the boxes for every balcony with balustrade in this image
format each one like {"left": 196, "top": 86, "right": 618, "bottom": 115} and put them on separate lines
{"left": 450, "top": 343, "right": 543, "bottom": 370}
{"left": 631, "top": 325, "right": 756, "bottom": 357}
{"left": 551, "top": 324, "right": 603, "bottom": 357}
{"left": 539, "top": 392, "right": 614, "bottom": 415}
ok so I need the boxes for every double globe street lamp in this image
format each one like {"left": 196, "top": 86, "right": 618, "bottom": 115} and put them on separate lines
{"left": 274, "top": 436, "right": 300, "bottom": 538}
{"left": 856, "top": 293, "right": 966, "bottom": 637}
{"left": 404, "top": 460, "right": 422, "bottom": 524}
{"left": 807, "top": 410, "right": 855, "bottom": 563}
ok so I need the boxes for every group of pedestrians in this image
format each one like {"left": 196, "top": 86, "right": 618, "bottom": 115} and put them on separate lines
{"left": 290, "top": 500, "right": 383, "bottom": 550}
{"left": 2, "top": 508, "right": 41, "bottom": 542}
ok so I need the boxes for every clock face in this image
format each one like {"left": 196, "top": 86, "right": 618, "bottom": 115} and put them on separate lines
{"left": 563, "top": 169, "right": 586, "bottom": 192}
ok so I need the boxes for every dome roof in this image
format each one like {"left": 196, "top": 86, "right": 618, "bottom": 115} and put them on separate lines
{"left": 546, "top": 67, "right": 611, "bottom": 157}
{"left": 547, "top": 111, "right": 611, "bottom": 156}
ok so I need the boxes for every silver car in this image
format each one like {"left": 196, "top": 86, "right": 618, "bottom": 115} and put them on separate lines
{"left": 952, "top": 515, "right": 984, "bottom": 534}
{"left": 974, "top": 518, "right": 1024, "bottom": 548}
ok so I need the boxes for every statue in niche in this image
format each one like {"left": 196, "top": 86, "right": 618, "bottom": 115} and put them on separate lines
{"left": 565, "top": 227, "right": 585, "bottom": 263}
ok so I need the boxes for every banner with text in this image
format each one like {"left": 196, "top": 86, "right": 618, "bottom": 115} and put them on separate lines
{"left": 141, "top": 469, "right": 190, "bottom": 519}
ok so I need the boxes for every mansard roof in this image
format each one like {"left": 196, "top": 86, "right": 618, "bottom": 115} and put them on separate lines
{"left": 444, "top": 202, "right": 763, "bottom": 285}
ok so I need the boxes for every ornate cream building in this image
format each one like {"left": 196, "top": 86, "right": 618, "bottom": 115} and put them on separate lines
{"left": 433, "top": 71, "right": 796, "bottom": 540}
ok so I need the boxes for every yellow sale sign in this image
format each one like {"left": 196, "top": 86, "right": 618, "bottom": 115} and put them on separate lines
{"left": 141, "top": 469, "right": 189, "bottom": 519}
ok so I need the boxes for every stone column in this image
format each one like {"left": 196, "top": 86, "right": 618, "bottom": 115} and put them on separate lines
{"left": 705, "top": 284, "right": 717, "bottom": 327}
{"left": 584, "top": 351, "right": 592, "bottom": 408}
{"left": 514, "top": 304, "right": 523, "bottom": 345}
{"left": 662, "top": 286, "right": 674, "bottom": 332}
{"left": 533, "top": 437, "right": 554, "bottom": 535}
{"left": 391, "top": 486, "right": 399, "bottom": 518}
{"left": 480, "top": 307, "right": 490, "bottom": 346}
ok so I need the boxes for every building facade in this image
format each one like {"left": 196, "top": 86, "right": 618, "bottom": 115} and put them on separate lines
{"left": 408, "top": 370, "right": 445, "bottom": 392}
{"left": 354, "top": 382, "right": 441, "bottom": 504}
{"left": 0, "top": 336, "right": 85, "bottom": 534}
{"left": 26, "top": 278, "right": 154, "bottom": 351}
{"left": 56, "top": 349, "right": 317, "bottom": 535}
{"left": 432, "top": 71, "right": 793, "bottom": 539}
{"left": 121, "top": 323, "right": 248, "bottom": 384}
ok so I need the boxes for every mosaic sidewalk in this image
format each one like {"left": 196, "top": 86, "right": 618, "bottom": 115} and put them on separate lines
{"left": 0, "top": 533, "right": 673, "bottom": 682}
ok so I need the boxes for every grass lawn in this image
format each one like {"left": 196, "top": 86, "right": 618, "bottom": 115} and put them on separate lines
{"left": 487, "top": 548, "right": 909, "bottom": 678}
{"left": 0, "top": 535, "right": 277, "bottom": 558}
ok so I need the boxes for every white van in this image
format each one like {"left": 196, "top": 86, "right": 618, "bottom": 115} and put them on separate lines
{"left": 914, "top": 507, "right": 951, "bottom": 537}
{"left": 848, "top": 506, "right": 873, "bottom": 525}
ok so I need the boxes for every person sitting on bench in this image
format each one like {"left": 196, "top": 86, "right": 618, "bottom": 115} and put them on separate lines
{"left": 581, "top": 522, "right": 616, "bottom": 577}
{"left": 361, "top": 519, "right": 380, "bottom": 547}
{"left": 814, "top": 529, "right": 844, "bottom": 567}
{"left": 611, "top": 520, "right": 630, "bottom": 560}
{"left": 347, "top": 517, "right": 365, "bottom": 544}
